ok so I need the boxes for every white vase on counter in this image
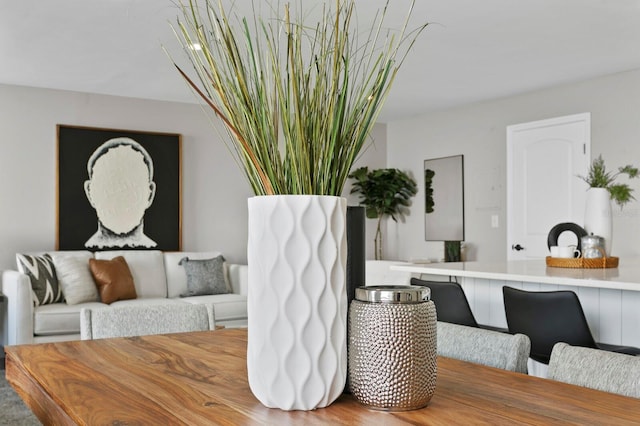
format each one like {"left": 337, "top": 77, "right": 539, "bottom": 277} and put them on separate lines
{"left": 583, "top": 188, "right": 612, "bottom": 256}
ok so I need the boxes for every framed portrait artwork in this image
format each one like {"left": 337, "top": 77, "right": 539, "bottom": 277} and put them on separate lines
{"left": 56, "top": 125, "right": 182, "bottom": 251}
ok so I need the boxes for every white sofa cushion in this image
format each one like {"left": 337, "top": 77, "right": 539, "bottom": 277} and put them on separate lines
{"left": 177, "top": 294, "right": 247, "bottom": 322}
{"left": 227, "top": 264, "right": 248, "bottom": 296}
{"left": 34, "top": 301, "right": 107, "bottom": 336}
{"left": 164, "top": 252, "right": 222, "bottom": 298}
{"left": 50, "top": 252, "right": 100, "bottom": 305}
{"left": 110, "top": 298, "right": 185, "bottom": 308}
{"left": 95, "top": 250, "right": 167, "bottom": 298}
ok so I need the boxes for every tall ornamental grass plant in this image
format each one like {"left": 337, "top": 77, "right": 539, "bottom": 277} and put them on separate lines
{"left": 171, "top": 0, "right": 427, "bottom": 195}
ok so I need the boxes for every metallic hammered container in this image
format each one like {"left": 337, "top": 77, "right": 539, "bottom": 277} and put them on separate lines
{"left": 348, "top": 285, "right": 437, "bottom": 411}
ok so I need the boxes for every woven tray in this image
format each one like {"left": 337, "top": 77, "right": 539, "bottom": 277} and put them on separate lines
{"left": 545, "top": 256, "right": 619, "bottom": 269}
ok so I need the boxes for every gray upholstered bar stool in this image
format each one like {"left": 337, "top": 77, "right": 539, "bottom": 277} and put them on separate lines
{"left": 411, "top": 277, "right": 506, "bottom": 332}
{"left": 502, "top": 286, "right": 640, "bottom": 364}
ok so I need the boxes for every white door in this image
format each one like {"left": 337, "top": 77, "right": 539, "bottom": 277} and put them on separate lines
{"left": 507, "top": 113, "right": 591, "bottom": 260}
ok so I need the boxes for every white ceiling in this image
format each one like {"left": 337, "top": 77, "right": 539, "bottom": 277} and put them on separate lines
{"left": 2, "top": 0, "right": 640, "bottom": 122}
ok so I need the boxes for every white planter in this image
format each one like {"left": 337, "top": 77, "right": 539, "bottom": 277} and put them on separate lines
{"left": 584, "top": 188, "right": 613, "bottom": 256}
{"left": 247, "top": 195, "right": 348, "bottom": 411}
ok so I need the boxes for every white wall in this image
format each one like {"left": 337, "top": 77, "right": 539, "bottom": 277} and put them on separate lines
{"left": 386, "top": 68, "right": 640, "bottom": 262}
{"left": 7, "top": 66, "right": 638, "bottom": 268}
{"left": 0, "top": 83, "right": 386, "bottom": 270}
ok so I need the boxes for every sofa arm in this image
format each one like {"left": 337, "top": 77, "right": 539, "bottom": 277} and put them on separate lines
{"left": 227, "top": 264, "right": 248, "bottom": 296}
{"left": 2, "top": 270, "right": 35, "bottom": 346}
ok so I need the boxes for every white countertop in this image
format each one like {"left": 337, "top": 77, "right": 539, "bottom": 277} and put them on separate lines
{"left": 392, "top": 259, "right": 640, "bottom": 292}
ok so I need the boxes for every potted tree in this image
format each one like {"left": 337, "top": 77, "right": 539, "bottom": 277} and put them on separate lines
{"left": 349, "top": 166, "right": 418, "bottom": 260}
{"left": 171, "top": 0, "right": 427, "bottom": 411}
{"left": 578, "top": 154, "right": 638, "bottom": 255}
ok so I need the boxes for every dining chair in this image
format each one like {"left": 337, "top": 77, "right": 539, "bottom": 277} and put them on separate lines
{"left": 80, "top": 303, "right": 216, "bottom": 340}
{"left": 436, "top": 321, "right": 531, "bottom": 373}
{"left": 502, "top": 286, "right": 640, "bottom": 364}
{"left": 548, "top": 342, "right": 640, "bottom": 398}
{"left": 411, "top": 277, "right": 506, "bottom": 332}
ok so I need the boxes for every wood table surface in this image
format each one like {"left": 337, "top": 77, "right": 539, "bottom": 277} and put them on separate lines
{"left": 5, "top": 328, "right": 640, "bottom": 425}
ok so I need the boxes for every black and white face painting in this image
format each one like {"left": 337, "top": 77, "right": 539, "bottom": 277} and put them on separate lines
{"left": 83, "top": 137, "right": 157, "bottom": 248}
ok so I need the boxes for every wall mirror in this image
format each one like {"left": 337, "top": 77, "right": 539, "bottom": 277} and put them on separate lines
{"left": 424, "top": 155, "right": 465, "bottom": 241}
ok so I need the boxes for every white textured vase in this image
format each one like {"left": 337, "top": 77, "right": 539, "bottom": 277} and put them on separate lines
{"left": 247, "top": 195, "right": 348, "bottom": 411}
{"left": 584, "top": 188, "right": 613, "bottom": 256}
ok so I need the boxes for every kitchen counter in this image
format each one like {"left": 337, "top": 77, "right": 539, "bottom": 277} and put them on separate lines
{"left": 393, "top": 258, "right": 640, "bottom": 368}
{"left": 392, "top": 259, "right": 640, "bottom": 292}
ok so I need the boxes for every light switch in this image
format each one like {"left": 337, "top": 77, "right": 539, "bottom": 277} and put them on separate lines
{"left": 491, "top": 215, "right": 499, "bottom": 228}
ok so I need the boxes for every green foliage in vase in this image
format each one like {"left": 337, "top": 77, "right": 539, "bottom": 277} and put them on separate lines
{"left": 348, "top": 166, "right": 417, "bottom": 259}
{"left": 444, "top": 241, "right": 461, "bottom": 262}
{"left": 170, "top": 0, "right": 427, "bottom": 196}
{"left": 578, "top": 155, "right": 639, "bottom": 208}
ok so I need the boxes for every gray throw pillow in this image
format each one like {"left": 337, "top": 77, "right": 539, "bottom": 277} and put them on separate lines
{"left": 179, "top": 255, "right": 229, "bottom": 297}
{"left": 16, "top": 253, "right": 65, "bottom": 306}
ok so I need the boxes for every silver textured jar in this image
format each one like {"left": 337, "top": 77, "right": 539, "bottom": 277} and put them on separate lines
{"left": 348, "top": 285, "right": 437, "bottom": 411}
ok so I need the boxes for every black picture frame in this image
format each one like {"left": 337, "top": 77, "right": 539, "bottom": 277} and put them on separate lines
{"left": 424, "top": 154, "right": 465, "bottom": 241}
{"left": 56, "top": 125, "right": 182, "bottom": 251}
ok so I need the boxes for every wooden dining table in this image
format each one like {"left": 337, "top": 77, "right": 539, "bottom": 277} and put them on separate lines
{"left": 5, "top": 328, "right": 640, "bottom": 425}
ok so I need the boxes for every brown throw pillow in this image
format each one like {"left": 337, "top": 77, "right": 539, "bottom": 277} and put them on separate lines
{"left": 89, "top": 256, "right": 137, "bottom": 304}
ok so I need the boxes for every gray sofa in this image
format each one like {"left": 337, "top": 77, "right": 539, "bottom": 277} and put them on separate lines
{"left": 2, "top": 250, "right": 248, "bottom": 346}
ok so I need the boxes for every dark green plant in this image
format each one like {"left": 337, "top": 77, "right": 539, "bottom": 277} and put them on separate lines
{"left": 349, "top": 167, "right": 417, "bottom": 259}
{"left": 424, "top": 168, "right": 435, "bottom": 213}
{"left": 578, "top": 155, "right": 639, "bottom": 208}
{"left": 444, "top": 241, "right": 461, "bottom": 262}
